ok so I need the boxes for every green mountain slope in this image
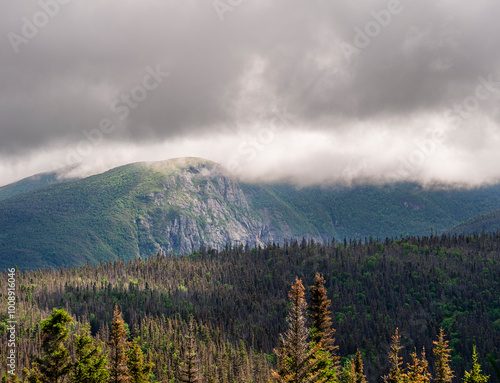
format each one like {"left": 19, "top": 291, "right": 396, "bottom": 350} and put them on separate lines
{"left": 260, "top": 183, "right": 500, "bottom": 239}
{"left": 453, "top": 209, "right": 500, "bottom": 233}
{"left": 2, "top": 157, "right": 500, "bottom": 270}
{"left": 0, "top": 158, "right": 329, "bottom": 269}
{"left": 0, "top": 171, "right": 74, "bottom": 201}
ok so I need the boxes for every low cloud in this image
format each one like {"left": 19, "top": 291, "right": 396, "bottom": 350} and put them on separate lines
{"left": 1, "top": 0, "right": 500, "bottom": 187}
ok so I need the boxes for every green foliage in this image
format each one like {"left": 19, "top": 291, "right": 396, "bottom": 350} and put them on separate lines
{"left": 127, "top": 338, "right": 154, "bottom": 383}
{"left": 340, "top": 352, "right": 365, "bottom": 383}
{"left": 31, "top": 308, "right": 73, "bottom": 383}
{"left": 309, "top": 273, "right": 340, "bottom": 382}
{"left": 3, "top": 159, "right": 500, "bottom": 270}
{"left": 70, "top": 324, "right": 109, "bottom": 383}
{"left": 463, "top": 346, "right": 489, "bottom": 383}
{"left": 1, "top": 234, "right": 499, "bottom": 382}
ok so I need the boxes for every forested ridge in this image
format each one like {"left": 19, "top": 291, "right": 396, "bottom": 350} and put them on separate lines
{"left": 1, "top": 233, "right": 499, "bottom": 382}
{"left": 3, "top": 157, "right": 500, "bottom": 271}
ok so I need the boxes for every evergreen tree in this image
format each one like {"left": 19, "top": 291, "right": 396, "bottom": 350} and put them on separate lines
{"left": 235, "top": 339, "right": 250, "bottom": 383}
{"left": 70, "top": 324, "right": 109, "bottom": 383}
{"left": 384, "top": 328, "right": 405, "bottom": 383}
{"left": 433, "top": 329, "right": 454, "bottom": 383}
{"left": 272, "top": 278, "right": 321, "bottom": 383}
{"left": 34, "top": 308, "right": 73, "bottom": 383}
{"left": 108, "top": 305, "right": 130, "bottom": 383}
{"left": 463, "top": 346, "right": 489, "bottom": 383}
{"left": 405, "top": 348, "right": 430, "bottom": 383}
{"left": 308, "top": 273, "right": 340, "bottom": 382}
{"left": 178, "top": 320, "right": 201, "bottom": 383}
{"left": 353, "top": 350, "right": 366, "bottom": 383}
{"left": 340, "top": 352, "right": 364, "bottom": 383}
{"left": 340, "top": 358, "right": 356, "bottom": 383}
{"left": 127, "top": 338, "right": 154, "bottom": 383}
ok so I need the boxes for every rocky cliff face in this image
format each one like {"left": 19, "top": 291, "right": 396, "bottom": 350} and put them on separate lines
{"left": 135, "top": 158, "right": 275, "bottom": 255}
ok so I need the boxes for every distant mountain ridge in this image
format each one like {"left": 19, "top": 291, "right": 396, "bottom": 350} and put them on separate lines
{"left": 2, "top": 157, "right": 500, "bottom": 269}
{"left": 452, "top": 208, "right": 500, "bottom": 233}
{"left": 0, "top": 171, "right": 75, "bottom": 201}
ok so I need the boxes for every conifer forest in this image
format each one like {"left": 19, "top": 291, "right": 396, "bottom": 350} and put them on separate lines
{"left": 1, "top": 233, "right": 499, "bottom": 383}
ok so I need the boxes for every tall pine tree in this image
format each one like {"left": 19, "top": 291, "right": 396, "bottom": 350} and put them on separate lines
{"left": 272, "top": 278, "right": 321, "bottom": 383}
{"left": 108, "top": 305, "right": 130, "bottom": 383}
{"left": 463, "top": 346, "right": 489, "bottom": 383}
{"left": 384, "top": 328, "right": 405, "bottom": 383}
{"left": 308, "top": 273, "right": 340, "bottom": 382}
{"left": 433, "top": 329, "right": 454, "bottom": 383}
{"left": 353, "top": 350, "right": 366, "bottom": 383}
{"left": 178, "top": 319, "right": 201, "bottom": 383}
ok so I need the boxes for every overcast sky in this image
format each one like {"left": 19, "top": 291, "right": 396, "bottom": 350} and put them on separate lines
{"left": 1, "top": 0, "right": 500, "bottom": 187}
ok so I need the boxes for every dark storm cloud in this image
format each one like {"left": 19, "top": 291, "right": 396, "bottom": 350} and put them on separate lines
{"left": 1, "top": 0, "right": 500, "bottom": 185}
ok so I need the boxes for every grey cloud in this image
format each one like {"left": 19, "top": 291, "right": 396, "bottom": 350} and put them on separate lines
{"left": 1, "top": 0, "right": 500, "bottom": 184}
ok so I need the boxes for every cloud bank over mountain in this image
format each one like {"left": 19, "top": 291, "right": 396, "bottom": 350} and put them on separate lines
{"left": 1, "top": 0, "right": 499, "bottom": 186}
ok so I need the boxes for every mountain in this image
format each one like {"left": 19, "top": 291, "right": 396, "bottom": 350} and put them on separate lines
{"left": 0, "top": 158, "right": 328, "bottom": 270}
{"left": 452, "top": 208, "right": 500, "bottom": 233}
{"left": 0, "top": 171, "right": 74, "bottom": 201}
{"left": 2, "top": 157, "right": 500, "bottom": 270}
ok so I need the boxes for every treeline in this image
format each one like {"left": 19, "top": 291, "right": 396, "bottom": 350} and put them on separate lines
{"left": 1, "top": 232, "right": 499, "bottom": 381}
{"left": 1, "top": 275, "right": 495, "bottom": 383}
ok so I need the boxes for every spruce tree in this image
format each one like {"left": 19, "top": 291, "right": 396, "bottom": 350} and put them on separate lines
{"left": 70, "top": 324, "right": 109, "bottom": 383}
{"left": 178, "top": 320, "right": 201, "bottom": 383}
{"left": 308, "top": 273, "right": 340, "bottom": 382}
{"left": 353, "top": 350, "right": 366, "bottom": 383}
{"left": 108, "top": 305, "right": 130, "bottom": 383}
{"left": 433, "top": 329, "right": 454, "bottom": 383}
{"left": 463, "top": 346, "right": 489, "bottom": 383}
{"left": 405, "top": 348, "right": 430, "bottom": 383}
{"left": 272, "top": 278, "right": 320, "bottom": 383}
{"left": 340, "top": 352, "right": 364, "bottom": 383}
{"left": 127, "top": 338, "right": 154, "bottom": 383}
{"left": 34, "top": 308, "right": 73, "bottom": 383}
{"left": 384, "top": 328, "right": 405, "bottom": 383}
{"left": 340, "top": 358, "right": 356, "bottom": 383}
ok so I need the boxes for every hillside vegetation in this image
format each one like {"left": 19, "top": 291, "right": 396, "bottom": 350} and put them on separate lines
{"left": 1, "top": 233, "right": 499, "bottom": 382}
{"left": 453, "top": 209, "right": 500, "bottom": 234}
{"left": 2, "top": 158, "right": 500, "bottom": 269}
